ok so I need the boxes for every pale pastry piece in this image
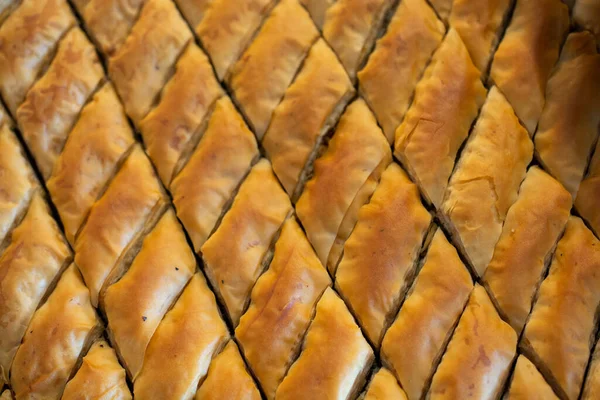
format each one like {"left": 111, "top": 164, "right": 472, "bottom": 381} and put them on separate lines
{"left": 335, "top": 163, "right": 432, "bottom": 347}
{"left": 75, "top": 146, "right": 167, "bottom": 307}
{"left": 201, "top": 159, "right": 292, "bottom": 325}
{"left": 521, "top": 217, "right": 600, "bottom": 400}
{"left": 0, "top": 0, "right": 18, "bottom": 25}
{"left": 134, "top": 273, "right": 229, "bottom": 400}
{"left": 429, "top": 0, "right": 452, "bottom": 21}
{"left": 449, "top": 0, "right": 512, "bottom": 73}
{"left": 441, "top": 86, "right": 533, "bottom": 276}
{"left": 582, "top": 341, "right": 600, "bottom": 399}
{"left": 140, "top": 43, "right": 223, "bottom": 186}
{"left": 363, "top": 369, "right": 408, "bottom": 400}
{"left": 75, "top": 0, "right": 146, "bottom": 55}
{"left": 576, "top": 139, "right": 600, "bottom": 237}
{"left": 0, "top": 193, "right": 71, "bottom": 387}
{"left": 357, "top": 0, "right": 445, "bottom": 142}
{"left": 0, "top": 390, "right": 10, "bottom": 400}
{"left": 196, "top": 0, "right": 279, "bottom": 80}
{"left": 236, "top": 218, "right": 331, "bottom": 399}
{"left": 47, "top": 84, "right": 135, "bottom": 245}
{"left": 534, "top": 31, "right": 600, "bottom": 198}
{"left": 395, "top": 29, "right": 487, "bottom": 208}
{"left": 195, "top": 341, "right": 262, "bottom": 400}
{"left": 174, "top": 0, "right": 213, "bottom": 29}
{"left": 10, "top": 265, "right": 103, "bottom": 400}
{"left": 262, "top": 38, "right": 354, "bottom": 199}
{"left": 428, "top": 285, "right": 517, "bottom": 399}
{"left": 62, "top": 340, "right": 132, "bottom": 400}
{"left": 505, "top": 355, "right": 559, "bottom": 400}
{"left": 104, "top": 209, "right": 196, "bottom": 379}
{"left": 16, "top": 27, "right": 104, "bottom": 180}
{"left": 381, "top": 229, "right": 473, "bottom": 400}
{"left": 276, "top": 288, "right": 374, "bottom": 400}
{"left": 322, "top": 0, "right": 396, "bottom": 79}
{"left": 228, "top": 0, "right": 319, "bottom": 138}
{"left": 109, "top": 0, "right": 192, "bottom": 124}
{"left": 574, "top": 0, "right": 600, "bottom": 45}
{"left": 0, "top": 98, "right": 11, "bottom": 128}
{"left": 489, "top": 0, "right": 569, "bottom": 134}
{"left": 0, "top": 126, "right": 38, "bottom": 250}
{"left": 300, "top": 0, "right": 335, "bottom": 28}
{"left": 296, "top": 99, "right": 391, "bottom": 274}
{"left": 0, "top": 0, "right": 76, "bottom": 115}
{"left": 483, "top": 167, "right": 571, "bottom": 333}
{"left": 172, "top": 96, "right": 259, "bottom": 252}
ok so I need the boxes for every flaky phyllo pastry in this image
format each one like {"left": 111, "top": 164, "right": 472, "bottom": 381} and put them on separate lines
{"left": 0, "top": 0, "right": 599, "bottom": 399}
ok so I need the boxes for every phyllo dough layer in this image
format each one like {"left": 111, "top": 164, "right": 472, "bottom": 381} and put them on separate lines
{"left": 363, "top": 368, "right": 408, "bottom": 400}
{"left": 202, "top": 159, "right": 292, "bottom": 325}
{"left": 428, "top": 285, "right": 517, "bottom": 400}
{"left": 296, "top": 99, "right": 391, "bottom": 274}
{"left": 336, "top": 163, "right": 432, "bottom": 347}
{"left": 441, "top": 86, "right": 533, "bottom": 276}
{"left": 382, "top": 229, "right": 473, "bottom": 400}
{"left": 489, "top": 0, "right": 569, "bottom": 134}
{"left": 521, "top": 217, "right": 600, "bottom": 400}
{"left": 483, "top": 167, "right": 572, "bottom": 333}
{"left": 358, "top": 0, "right": 445, "bottom": 142}
{"left": 534, "top": 31, "right": 600, "bottom": 198}
{"left": 576, "top": 139, "right": 600, "bottom": 237}
{"left": 276, "top": 288, "right": 374, "bottom": 399}
{"left": 236, "top": 218, "right": 331, "bottom": 399}
{"left": 394, "top": 29, "right": 487, "bottom": 208}
{"left": 505, "top": 355, "right": 559, "bottom": 400}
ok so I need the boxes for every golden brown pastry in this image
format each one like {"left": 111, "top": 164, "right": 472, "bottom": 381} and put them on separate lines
{"left": 195, "top": 0, "right": 278, "bottom": 80}
{"left": 0, "top": 193, "right": 71, "bottom": 387}
{"left": 483, "top": 167, "right": 572, "bottom": 333}
{"left": 171, "top": 96, "right": 259, "bottom": 252}
{"left": 262, "top": 38, "right": 354, "bottom": 199}
{"left": 381, "top": 229, "right": 473, "bottom": 400}
{"left": 201, "top": 159, "right": 291, "bottom": 325}
{"left": 74, "top": 146, "right": 167, "bottom": 307}
{"left": 489, "top": 0, "right": 569, "bottom": 134}
{"left": 296, "top": 99, "right": 391, "bottom": 274}
{"left": 10, "top": 265, "right": 103, "bottom": 400}
{"left": 134, "top": 273, "right": 229, "bottom": 400}
{"left": 573, "top": 0, "right": 600, "bottom": 46}
{"left": 173, "top": 0, "right": 213, "bottom": 30}
{"left": 103, "top": 209, "right": 196, "bottom": 379}
{"left": 0, "top": 103, "right": 9, "bottom": 129}
{"left": 505, "top": 355, "right": 559, "bottom": 400}
{"left": 395, "top": 29, "right": 487, "bottom": 208}
{"left": 62, "top": 340, "right": 132, "bottom": 400}
{"left": 0, "top": 0, "right": 76, "bottom": 115}
{"left": 441, "top": 86, "right": 533, "bottom": 276}
{"left": 576, "top": 140, "right": 600, "bottom": 237}
{"left": 358, "top": 0, "right": 445, "bottom": 142}
{"left": 363, "top": 369, "right": 408, "bottom": 400}
{"left": 582, "top": 341, "right": 600, "bottom": 399}
{"left": 521, "top": 216, "right": 600, "bottom": 400}
{"left": 139, "top": 43, "right": 223, "bottom": 186}
{"left": 449, "top": 0, "right": 512, "bottom": 73}
{"left": 0, "top": 1, "right": 18, "bottom": 25}
{"left": 275, "top": 288, "right": 374, "bottom": 399}
{"left": 194, "top": 341, "right": 262, "bottom": 400}
{"left": 47, "top": 83, "right": 135, "bottom": 245}
{"left": 0, "top": 126, "right": 38, "bottom": 249}
{"left": 429, "top": 0, "right": 452, "bottom": 21}
{"left": 228, "top": 0, "right": 319, "bottom": 138}
{"left": 108, "top": 0, "right": 192, "bottom": 124}
{"left": 534, "top": 31, "right": 600, "bottom": 198}
{"left": 322, "top": 0, "right": 395, "bottom": 79}
{"left": 428, "top": 285, "right": 517, "bottom": 399}
{"left": 16, "top": 27, "right": 104, "bottom": 180}
{"left": 73, "top": 0, "right": 146, "bottom": 55}
{"left": 299, "top": 0, "right": 335, "bottom": 28}
{"left": 335, "top": 163, "right": 432, "bottom": 347}
{"left": 236, "top": 218, "right": 331, "bottom": 399}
